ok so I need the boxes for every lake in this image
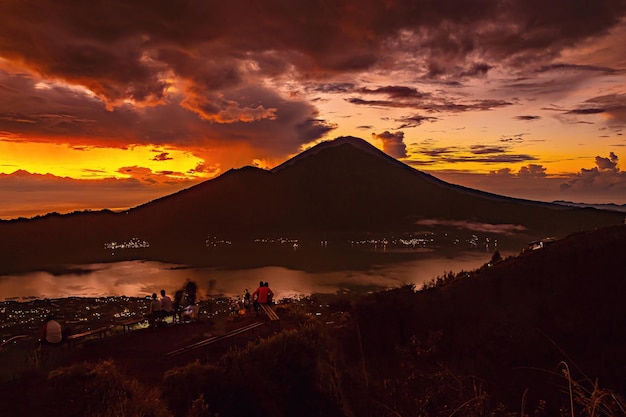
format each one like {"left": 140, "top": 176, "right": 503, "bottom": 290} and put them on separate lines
{"left": 0, "top": 250, "right": 503, "bottom": 301}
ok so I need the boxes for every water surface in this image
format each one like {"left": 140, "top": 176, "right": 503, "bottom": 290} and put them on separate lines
{"left": 0, "top": 250, "right": 499, "bottom": 301}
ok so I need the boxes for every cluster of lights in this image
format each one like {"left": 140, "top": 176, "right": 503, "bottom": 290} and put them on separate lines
{"left": 351, "top": 239, "right": 389, "bottom": 246}
{"left": 398, "top": 238, "right": 434, "bottom": 246}
{"left": 104, "top": 237, "right": 150, "bottom": 250}
{"left": 254, "top": 237, "right": 299, "bottom": 244}
{"left": 205, "top": 236, "right": 232, "bottom": 247}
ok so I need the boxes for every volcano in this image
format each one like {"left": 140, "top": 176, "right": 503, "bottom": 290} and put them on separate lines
{"left": 0, "top": 136, "right": 622, "bottom": 273}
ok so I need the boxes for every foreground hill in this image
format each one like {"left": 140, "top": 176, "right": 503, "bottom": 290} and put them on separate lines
{"left": 2, "top": 225, "right": 624, "bottom": 417}
{"left": 0, "top": 136, "right": 623, "bottom": 274}
{"left": 351, "top": 224, "right": 626, "bottom": 415}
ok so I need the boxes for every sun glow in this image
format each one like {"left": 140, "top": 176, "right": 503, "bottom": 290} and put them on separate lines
{"left": 0, "top": 140, "right": 206, "bottom": 180}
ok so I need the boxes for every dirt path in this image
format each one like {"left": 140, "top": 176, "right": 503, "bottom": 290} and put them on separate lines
{"left": 68, "top": 313, "right": 280, "bottom": 383}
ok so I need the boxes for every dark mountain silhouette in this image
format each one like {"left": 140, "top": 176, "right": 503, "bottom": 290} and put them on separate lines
{"left": 0, "top": 136, "right": 623, "bottom": 274}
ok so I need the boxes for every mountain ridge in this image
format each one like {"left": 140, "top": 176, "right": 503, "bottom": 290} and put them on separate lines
{"left": 0, "top": 136, "right": 623, "bottom": 274}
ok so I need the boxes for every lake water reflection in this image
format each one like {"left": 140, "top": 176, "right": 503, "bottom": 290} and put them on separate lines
{"left": 0, "top": 250, "right": 501, "bottom": 301}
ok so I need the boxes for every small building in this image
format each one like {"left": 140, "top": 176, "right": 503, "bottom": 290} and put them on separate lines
{"left": 527, "top": 237, "right": 556, "bottom": 251}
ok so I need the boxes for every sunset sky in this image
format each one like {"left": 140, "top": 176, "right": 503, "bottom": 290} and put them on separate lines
{"left": 1, "top": 0, "right": 626, "bottom": 219}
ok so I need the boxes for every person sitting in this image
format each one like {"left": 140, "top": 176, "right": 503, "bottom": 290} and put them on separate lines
{"left": 39, "top": 315, "right": 63, "bottom": 345}
{"left": 147, "top": 293, "right": 163, "bottom": 327}
{"left": 181, "top": 304, "right": 199, "bottom": 321}
{"left": 160, "top": 289, "right": 174, "bottom": 322}
{"left": 252, "top": 281, "right": 263, "bottom": 314}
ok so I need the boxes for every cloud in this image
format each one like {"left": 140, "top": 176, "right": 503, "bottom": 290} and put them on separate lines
{"left": 536, "top": 63, "right": 618, "bottom": 74}
{"left": 415, "top": 219, "right": 527, "bottom": 235}
{"left": 347, "top": 94, "right": 512, "bottom": 113}
{"left": 560, "top": 152, "right": 626, "bottom": 196}
{"left": 358, "top": 86, "right": 430, "bottom": 99}
{"left": 413, "top": 141, "right": 537, "bottom": 164}
{"left": 469, "top": 145, "right": 508, "bottom": 155}
{"left": 555, "top": 94, "right": 626, "bottom": 130}
{"left": 312, "top": 83, "right": 357, "bottom": 93}
{"left": 152, "top": 152, "right": 173, "bottom": 161}
{"left": 395, "top": 114, "right": 439, "bottom": 129}
{"left": 372, "top": 131, "right": 407, "bottom": 158}
{"left": 3, "top": 0, "right": 621, "bottom": 116}
{"left": 0, "top": 170, "right": 200, "bottom": 219}
{"left": 489, "top": 168, "right": 515, "bottom": 177}
{"left": 518, "top": 164, "right": 547, "bottom": 179}
{"left": 1, "top": 0, "right": 626, "bottom": 216}
{"left": 0, "top": 70, "right": 335, "bottom": 165}
{"left": 596, "top": 152, "right": 619, "bottom": 170}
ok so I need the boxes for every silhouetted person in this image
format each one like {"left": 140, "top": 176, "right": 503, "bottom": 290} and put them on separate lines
{"left": 244, "top": 288, "right": 251, "bottom": 309}
{"left": 252, "top": 281, "right": 264, "bottom": 313}
{"left": 160, "top": 289, "right": 174, "bottom": 322}
{"left": 184, "top": 280, "right": 198, "bottom": 306}
{"left": 180, "top": 280, "right": 200, "bottom": 321}
{"left": 173, "top": 289, "right": 185, "bottom": 323}
{"left": 39, "top": 315, "right": 63, "bottom": 345}
{"left": 252, "top": 282, "right": 274, "bottom": 315}
{"left": 148, "top": 293, "right": 162, "bottom": 327}
{"left": 264, "top": 281, "right": 274, "bottom": 305}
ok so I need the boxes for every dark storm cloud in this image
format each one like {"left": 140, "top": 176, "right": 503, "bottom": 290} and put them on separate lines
{"left": 470, "top": 145, "right": 508, "bottom": 155}
{"left": 2, "top": 0, "right": 625, "bottom": 105}
{"left": 575, "top": 94, "right": 626, "bottom": 124}
{"left": 312, "top": 83, "right": 357, "bottom": 93}
{"left": 0, "top": 0, "right": 625, "bottom": 169}
{"left": 358, "top": 86, "right": 430, "bottom": 99}
{"left": 535, "top": 63, "right": 619, "bottom": 74}
{"left": 460, "top": 63, "right": 494, "bottom": 77}
{"left": 347, "top": 97, "right": 512, "bottom": 113}
{"left": 396, "top": 114, "right": 438, "bottom": 129}
{"left": 0, "top": 69, "right": 332, "bottom": 159}
{"left": 416, "top": 142, "right": 536, "bottom": 164}
{"left": 420, "top": 147, "right": 459, "bottom": 157}
{"left": 502, "top": 60, "right": 623, "bottom": 100}
{"left": 566, "top": 108, "right": 606, "bottom": 115}
{"left": 557, "top": 94, "right": 626, "bottom": 128}
{"left": 442, "top": 154, "right": 537, "bottom": 164}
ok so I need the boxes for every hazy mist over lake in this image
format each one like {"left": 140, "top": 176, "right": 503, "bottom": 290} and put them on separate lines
{"left": 0, "top": 250, "right": 502, "bottom": 301}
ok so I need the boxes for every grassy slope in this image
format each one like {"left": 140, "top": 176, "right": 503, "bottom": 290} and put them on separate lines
{"left": 351, "top": 224, "right": 626, "bottom": 414}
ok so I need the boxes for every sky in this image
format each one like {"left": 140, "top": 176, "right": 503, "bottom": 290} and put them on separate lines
{"left": 1, "top": 0, "right": 626, "bottom": 219}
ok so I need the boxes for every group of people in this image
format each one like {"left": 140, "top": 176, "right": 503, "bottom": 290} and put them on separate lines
{"left": 230, "top": 281, "right": 275, "bottom": 317}
{"left": 147, "top": 289, "right": 174, "bottom": 327}
{"left": 148, "top": 281, "right": 200, "bottom": 327}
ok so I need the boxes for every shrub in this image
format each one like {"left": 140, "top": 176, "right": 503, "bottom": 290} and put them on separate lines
{"left": 47, "top": 360, "right": 171, "bottom": 417}
{"left": 163, "top": 321, "right": 346, "bottom": 417}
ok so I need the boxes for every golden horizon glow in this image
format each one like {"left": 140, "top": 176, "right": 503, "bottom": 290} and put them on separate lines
{"left": 0, "top": 140, "right": 208, "bottom": 180}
